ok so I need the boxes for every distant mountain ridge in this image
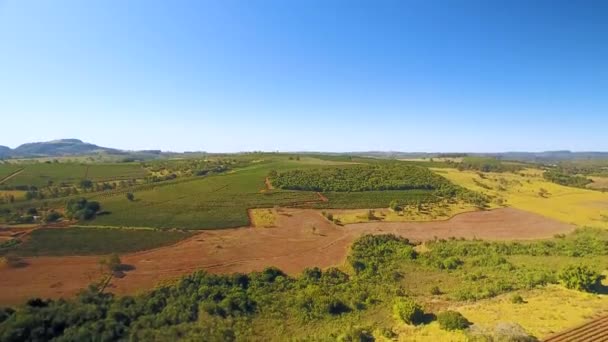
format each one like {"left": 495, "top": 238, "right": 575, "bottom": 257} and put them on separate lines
{"left": 0, "top": 139, "right": 122, "bottom": 158}
{"left": 1, "top": 139, "right": 608, "bottom": 162}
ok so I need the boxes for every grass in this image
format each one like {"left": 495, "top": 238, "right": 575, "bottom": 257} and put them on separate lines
{"left": 0, "top": 165, "right": 23, "bottom": 182}
{"left": 250, "top": 208, "right": 276, "bottom": 227}
{"left": 434, "top": 167, "right": 608, "bottom": 228}
{"left": 0, "top": 190, "right": 26, "bottom": 201}
{"left": 313, "top": 190, "right": 437, "bottom": 209}
{"left": 457, "top": 285, "right": 608, "bottom": 339}
{"left": 588, "top": 176, "right": 608, "bottom": 191}
{"left": 4, "top": 227, "right": 192, "bottom": 256}
{"left": 328, "top": 201, "right": 478, "bottom": 224}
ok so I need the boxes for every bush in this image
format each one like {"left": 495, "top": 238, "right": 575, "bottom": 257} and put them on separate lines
{"left": 558, "top": 264, "right": 602, "bottom": 292}
{"left": 393, "top": 298, "right": 424, "bottom": 325}
{"left": 510, "top": 294, "right": 525, "bottom": 304}
{"left": 45, "top": 211, "right": 62, "bottom": 223}
{"left": 437, "top": 310, "right": 470, "bottom": 331}
{"left": 430, "top": 286, "right": 442, "bottom": 295}
{"left": 337, "top": 326, "right": 375, "bottom": 342}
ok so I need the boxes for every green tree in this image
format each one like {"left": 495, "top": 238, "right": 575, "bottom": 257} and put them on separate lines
{"left": 558, "top": 264, "right": 602, "bottom": 292}
{"left": 393, "top": 298, "right": 424, "bottom": 325}
{"left": 126, "top": 192, "right": 135, "bottom": 201}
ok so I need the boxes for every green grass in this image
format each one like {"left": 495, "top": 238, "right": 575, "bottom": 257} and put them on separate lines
{"left": 0, "top": 165, "right": 23, "bottom": 181}
{"left": 4, "top": 227, "right": 191, "bottom": 256}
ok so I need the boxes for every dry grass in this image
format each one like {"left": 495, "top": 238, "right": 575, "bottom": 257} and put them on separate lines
{"left": 250, "top": 208, "right": 277, "bottom": 227}
{"left": 328, "top": 201, "right": 480, "bottom": 225}
{"left": 433, "top": 168, "right": 608, "bottom": 228}
{"left": 457, "top": 284, "right": 608, "bottom": 339}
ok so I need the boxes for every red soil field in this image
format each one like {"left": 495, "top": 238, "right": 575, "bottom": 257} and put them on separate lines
{"left": 0, "top": 208, "right": 574, "bottom": 306}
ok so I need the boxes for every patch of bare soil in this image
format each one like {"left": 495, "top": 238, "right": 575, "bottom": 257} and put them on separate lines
{"left": 0, "top": 208, "right": 574, "bottom": 305}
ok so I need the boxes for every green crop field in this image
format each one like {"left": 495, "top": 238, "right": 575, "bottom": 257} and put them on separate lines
{"left": 0, "top": 165, "right": 23, "bottom": 182}
{"left": 0, "top": 163, "right": 147, "bottom": 187}
{"left": 82, "top": 161, "right": 321, "bottom": 229}
{"left": 2, "top": 227, "right": 191, "bottom": 256}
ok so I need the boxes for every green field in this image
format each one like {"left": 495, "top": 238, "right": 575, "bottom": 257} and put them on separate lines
{"left": 0, "top": 165, "right": 23, "bottom": 181}
{"left": 2, "top": 227, "right": 191, "bottom": 256}
{"left": 83, "top": 161, "right": 321, "bottom": 229}
{"left": 0, "top": 162, "right": 147, "bottom": 187}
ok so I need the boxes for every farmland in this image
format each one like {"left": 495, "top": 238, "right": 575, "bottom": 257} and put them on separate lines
{"left": 1, "top": 154, "right": 608, "bottom": 341}
{"left": 5, "top": 227, "right": 192, "bottom": 256}
{"left": 0, "top": 162, "right": 147, "bottom": 188}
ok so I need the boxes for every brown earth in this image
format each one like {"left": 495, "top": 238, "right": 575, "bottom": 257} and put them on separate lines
{"left": 0, "top": 207, "right": 574, "bottom": 305}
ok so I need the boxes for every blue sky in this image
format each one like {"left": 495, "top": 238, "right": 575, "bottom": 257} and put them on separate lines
{"left": 1, "top": 0, "right": 607, "bottom": 152}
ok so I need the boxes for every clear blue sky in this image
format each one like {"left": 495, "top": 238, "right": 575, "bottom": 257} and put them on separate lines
{"left": 1, "top": 0, "right": 607, "bottom": 152}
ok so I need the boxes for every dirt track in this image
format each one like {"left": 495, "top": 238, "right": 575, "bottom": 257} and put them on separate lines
{"left": 0, "top": 208, "right": 574, "bottom": 305}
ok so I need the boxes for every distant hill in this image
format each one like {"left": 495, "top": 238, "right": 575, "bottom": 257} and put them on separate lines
{"left": 2, "top": 139, "right": 122, "bottom": 158}
{"left": 0, "top": 145, "right": 11, "bottom": 158}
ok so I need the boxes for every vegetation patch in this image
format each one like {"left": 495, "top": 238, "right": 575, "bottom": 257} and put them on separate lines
{"left": 271, "top": 164, "right": 457, "bottom": 192}
{"left": 250, "top": 208, "right": 276, "bottom": 228}
{"left": 2, "top": 228, "right": 191, "bottom": 256}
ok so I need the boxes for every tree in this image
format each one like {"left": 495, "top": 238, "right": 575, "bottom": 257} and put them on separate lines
{"left": 558, "top": 264, "right": 602, "bottom": 292}
{"left": 389, "top": 200, "right": 402, "bottom": 212}
{"left": 80, "top": 179, "right": 93, "bottom": 189}
{"left": 99, "top": 253, "right": 122, "bottom": 274}
{"left": 393, "top": 298, "right": 424, "bottom": 325}
{"left": 45, "top": 211, "right": 62, "bottom": 223}
{"left": 126, "top": 192, "right": 135, "bottom": 201}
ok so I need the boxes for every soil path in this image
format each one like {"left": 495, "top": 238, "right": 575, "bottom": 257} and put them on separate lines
{"left": 0, "top": 208, "right": 574, "bottom": 305}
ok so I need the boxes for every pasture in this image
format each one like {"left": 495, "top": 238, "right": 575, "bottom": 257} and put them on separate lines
{"left": 434, "top": 167, "right": 608, "bottom": 228}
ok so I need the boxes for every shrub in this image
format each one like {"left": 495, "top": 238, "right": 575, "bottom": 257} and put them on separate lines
{"left": 336, "top": 326, "right": 374, "bottom": 342}
{"left": 437, "top": 310, "right": 470, "bottom": 331}
{"left": 510, "top": 294, "right": 525, "bottom": 304}
{"left": 45, "top": 211, "right": 62, "bottom": 223}
{"left": 430, "top": 286, "right": 442, "bottom": 295}
{"left": 441, "top": 256, "right": 463, "bottom": 270}
{"left": 393, "top": 298, "right": 424, "bottom": 325}
{"left": 558, "top": 264, "right": 602, "bottom": 292}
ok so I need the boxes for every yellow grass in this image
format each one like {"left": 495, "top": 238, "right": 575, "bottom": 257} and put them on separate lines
{"left": 588, "top": 176, "right": 608, "bottom": 191}
{"left": 0, "top": 190, "right": 26, "bottom": 201}
{"left": 433, "top": 168, "right": 608, "bottom": 228}
{"left": 391, "top": 322, "right": 467, "bottom": 341}
{"left": 457, "top": 284, "right": 608, "bottom": 339}
{"left": 250, "top": 208, "right": 276, "bottom": 228}
{"left": 329, "top": 201, "right": 480, "bottom": 225}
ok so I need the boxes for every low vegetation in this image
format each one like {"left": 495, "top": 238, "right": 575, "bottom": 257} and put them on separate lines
{"left": 0, "top": 228, "right": 191, "bottom": 256}
{"left": 543, "top": 169, "right": 592, "bottom": 188}
{"left": 1, "top": 228, "right": 606, "bottom": 340}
